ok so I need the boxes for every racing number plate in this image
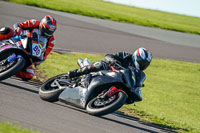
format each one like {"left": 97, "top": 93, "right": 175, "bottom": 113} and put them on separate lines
{"left": 32, "top": 43, "right": 42, "bottom": 57}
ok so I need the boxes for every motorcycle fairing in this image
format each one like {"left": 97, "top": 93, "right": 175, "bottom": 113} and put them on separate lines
{"left": 0, "top": 44, "right": 12, "bottom": 50}
{"left": 0, "top": 42, "right": 30, "bottom": 66}
{"left": 117, "top": 69, "right": 145, "bottom": 102}
{"left": 59, "top": 86, "right": 87, "bottom": 109}
{"left": 59, "top": 70, "right": 124, "bottom": 109}
{"left": 0, "top": 36, "right": 28, "bottom": 55}
{"left": 59, "top": 69, "right": 145, "bottom": 108}
{"left": 84, "top": 71, "right": 124, "bottom": 106}
{"left": 133, "top": 71, "right": 146, "bottom": 102}
{"left": 0, "top": 36, "right": 43, "bottom": 66}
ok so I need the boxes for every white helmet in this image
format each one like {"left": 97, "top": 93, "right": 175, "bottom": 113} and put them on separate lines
{"left": 132, "top": 48, "right": 152, "bottom": 71}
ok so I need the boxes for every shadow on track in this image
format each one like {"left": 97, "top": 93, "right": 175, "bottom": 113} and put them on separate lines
{"left": 53, "top": 102, "right": 176, "bottom": 133}
{"left": 108, "top": 112, "right": 177, "bottom": 133}
{"left": 101, "top": 115, "right": 161, "bottom": 133}
{"left": 53, "top": 102, "right": 88, "bottom": 114}
{"left": 10, "top": 76, "right": 43, "bottom": 87}
{"left": 0, "top": 77, "right": 177, "bottom": 133}
{"left": 0, "top": 77, "right": 39, "bottom": 94}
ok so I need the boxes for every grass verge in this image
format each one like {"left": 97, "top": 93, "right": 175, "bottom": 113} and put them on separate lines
{"left": 36, "top": 52, "right": 200, "bottom": 133}
{"left": 0, "top": 122, "right": 38, "bottom": 133}
{"left": 5, "top": 0, "right": 200, "bottom": 35}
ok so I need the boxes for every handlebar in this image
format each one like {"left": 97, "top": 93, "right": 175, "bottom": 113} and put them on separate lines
{"left": 114, "top": 63, "right": 126, "bottom": 70}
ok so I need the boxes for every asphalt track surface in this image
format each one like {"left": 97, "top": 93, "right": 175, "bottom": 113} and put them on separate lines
{"left": 0, "top": 1, "right": 199, "bottom": 133}
{"left": 0, "top": 77, "right": 173, "bottom": 133}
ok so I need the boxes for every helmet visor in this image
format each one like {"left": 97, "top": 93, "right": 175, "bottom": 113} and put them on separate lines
{"left": 137, "top": 60, "right": 150, "bottom": 71}
{"left": 43, "top": 28, "right": 54, "bottom": 37}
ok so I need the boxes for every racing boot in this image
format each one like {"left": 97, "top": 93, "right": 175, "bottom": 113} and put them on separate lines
{"left": 15, "top": 65, "right": 34, "bottom": 81}
{"left": 67, "top": 61, "right": 108, "bottom": 79}
{"left": 67, "top": 65, "right": 93, "bottom": 79}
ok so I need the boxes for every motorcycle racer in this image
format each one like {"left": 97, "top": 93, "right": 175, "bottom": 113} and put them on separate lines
{"left": 67, "top": 48, "right": 152, "bottom": 87}
{"left": 0, "top": 15, "right": 57, "bottom": 81}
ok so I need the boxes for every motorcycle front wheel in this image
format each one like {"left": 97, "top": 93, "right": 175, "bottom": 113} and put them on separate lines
{"left": 0, "top": 52, "right": 25, "bottom": 81}
{"left": 86, "top": 91, "right": 127, "bottom": 116}
{"left": 39, "top": 74, "right": 69, "bottom": 102}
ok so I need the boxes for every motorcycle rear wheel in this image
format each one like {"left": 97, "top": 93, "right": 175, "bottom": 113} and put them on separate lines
{"left": 0, "top": 52, "right": 25, "bottom": 81}
{"left": 39, "top": 74, "right": 69, "bottom": 102}
{"left": 86, "top": 91, "right": 127, "bottom": 116}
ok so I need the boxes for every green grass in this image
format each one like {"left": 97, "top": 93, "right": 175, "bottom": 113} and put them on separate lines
{"left": 0, "top": 122, "right": 38, "bottom": 133}
{"left": 37, "top": 52, "right": 200, "bottom": 133}
{"left": 37, "top": 52, "right": 104, "bottom": 78}
{"left": 3, "top": 0, "right": 200, "bottom": 132}
{"left": 122, "top": 59, "right": 200, "bottom": 133}
{"left": 5, "top": 0, "right": 200, "bottom": 35}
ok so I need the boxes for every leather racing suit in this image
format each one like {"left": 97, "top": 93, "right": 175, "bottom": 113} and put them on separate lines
{"left": 68, "top": 52, "right": 144, "bottom": 87}
{"left": 13, "top": 19, "right": 55, "bottom": 80}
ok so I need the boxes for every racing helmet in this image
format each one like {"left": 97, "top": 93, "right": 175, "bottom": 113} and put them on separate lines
{"left": 39, "top": 15, "right": 57, "bottom": 38}
{"left": 132, "top": 47, "right": 152, "bottom": 71}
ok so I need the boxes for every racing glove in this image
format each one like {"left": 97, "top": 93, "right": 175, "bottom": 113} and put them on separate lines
{"left": 105, "top": 55, "right": 121, "bottom": 66}
{"left": 67, "top": 69, "right": 80, "bottom": 79}
{"left": 105, "top": 57, "right": 117, "bottom": 65}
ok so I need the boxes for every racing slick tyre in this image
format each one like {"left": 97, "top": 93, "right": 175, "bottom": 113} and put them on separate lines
{"left": 0, "top": 52, "right": 25, "bottom": 81}
{"left": 86, "top": 91, "right": 127, "bottom": 116}
{"left": 39, "top": 74, "right": 68, "bottom": 102}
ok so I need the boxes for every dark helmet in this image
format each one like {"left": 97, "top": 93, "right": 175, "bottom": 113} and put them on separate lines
{"left": 39, "top": 15, "right": 57, "bottom": 38}
{"left": 132, "top": 47, "right": 152, "bottom": 71}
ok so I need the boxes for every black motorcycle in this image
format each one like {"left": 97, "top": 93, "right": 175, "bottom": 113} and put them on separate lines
{"left": 39, "top": 59, "right": 146, "bottom": 116}
{"left": 0, "top": 35, "right": 44, "bottom": 81}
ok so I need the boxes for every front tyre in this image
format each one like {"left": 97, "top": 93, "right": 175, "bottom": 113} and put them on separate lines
{"left": 86, "top": 91, "right": 127, "bottom": 116}
{"left": 39, "top": 74, "right": 69, "bottom": 102}
{"left": 0, "top": 53, "right": 25, "bottom": 81}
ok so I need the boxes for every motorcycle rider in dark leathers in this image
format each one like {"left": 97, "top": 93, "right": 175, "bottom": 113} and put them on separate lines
{"left": 67, "top": 47, "right": 152, "bottom": 87}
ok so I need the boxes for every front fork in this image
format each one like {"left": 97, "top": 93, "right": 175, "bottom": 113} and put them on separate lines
{"left": 0, "top": 53, "right": 21, "bottom": 65}
{"left": 7, "top": 53, "right": 22, "bottom": 63}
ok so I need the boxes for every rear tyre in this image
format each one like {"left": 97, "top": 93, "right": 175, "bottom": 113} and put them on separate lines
{"left": 86, "top": 91, "right": 127, "bottom": 116}
{"left": 39, "top": 74, "right": 69, "bottom": 102}
{"left": 0, "top": 52, "right": 25, "bottom": 81}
